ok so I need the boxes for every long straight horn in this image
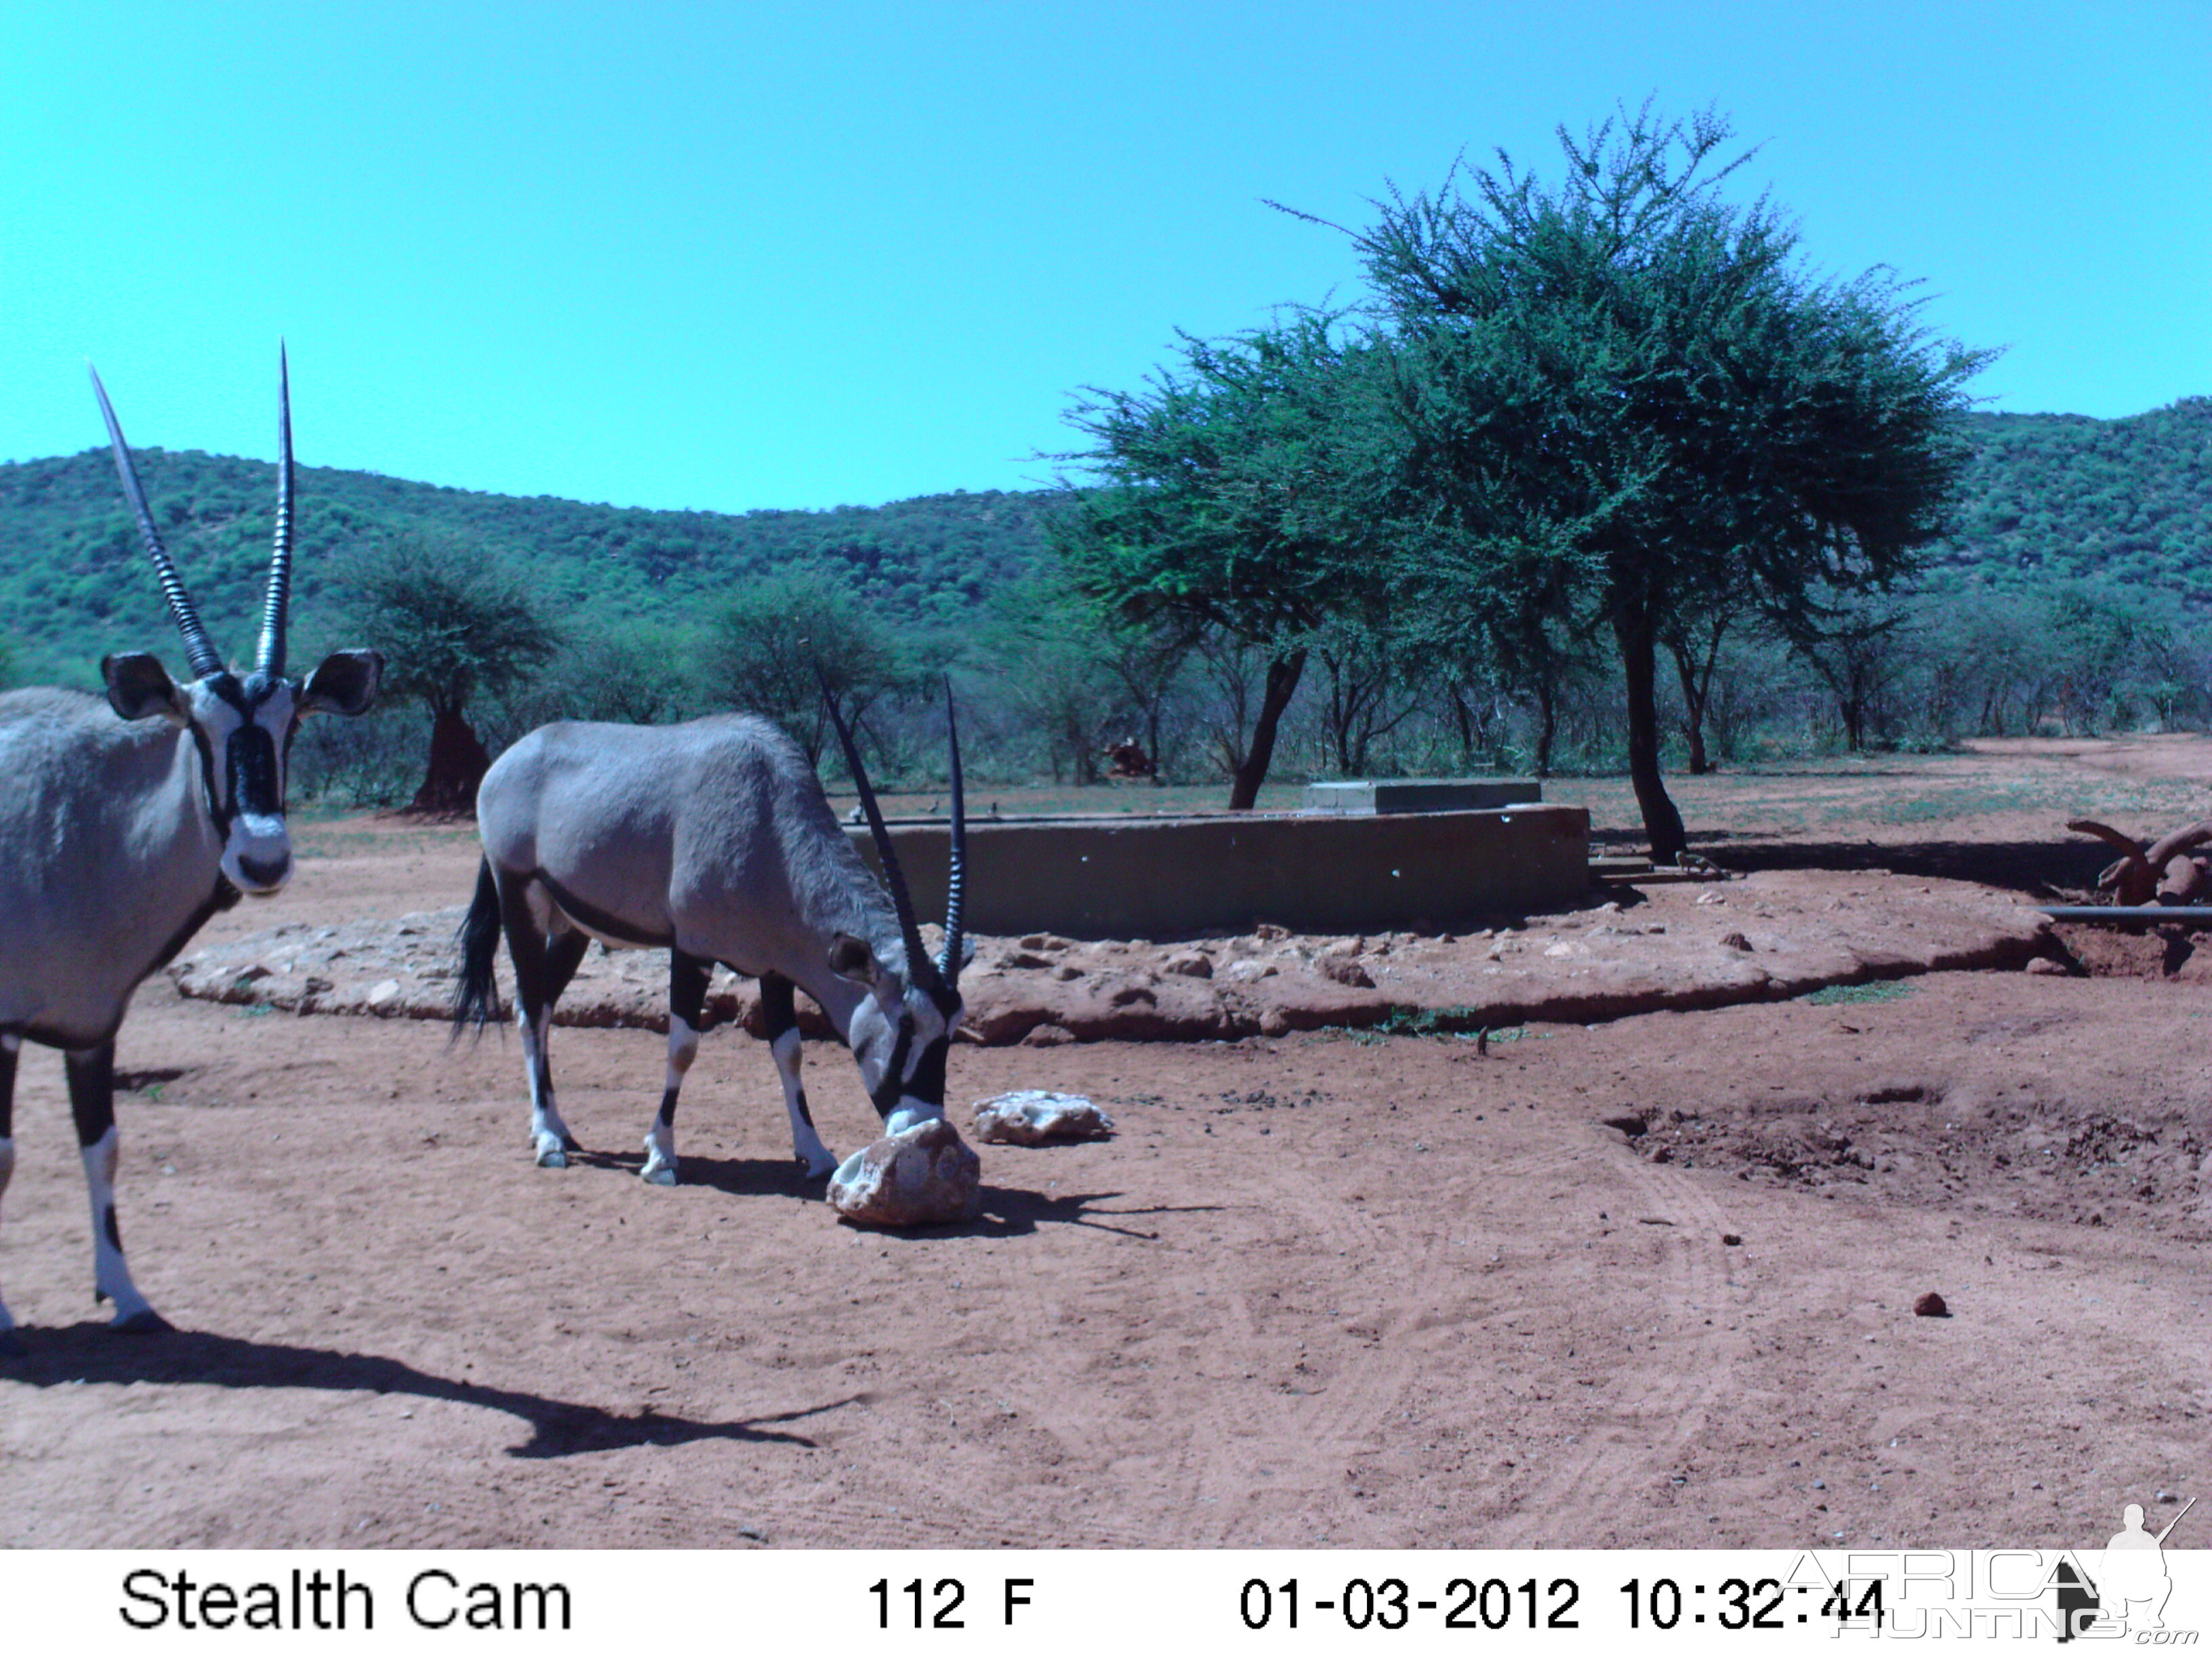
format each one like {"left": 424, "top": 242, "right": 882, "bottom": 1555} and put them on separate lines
{"left": 939, "top": 681, "right": 966, "bottom": 988}
{"left": 255, "top": 343, "right": 294, "bottom": 676}
{"left": 88, "top": 363, "right": 225, "bottom": 680}
{"left": 821, "top": 682, "right": 939, "bottom": 991}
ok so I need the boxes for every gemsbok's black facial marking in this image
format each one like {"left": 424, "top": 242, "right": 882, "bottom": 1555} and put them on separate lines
{"left": 905, "top": 1031, "right": 950, "bottom": 1111}
{"left": 188, "top": 724, "right": 224, "bottom": 829}
{"left": 868, "top": 1012, "right": 918, "bottom": 1118}
{"left": 228, "top": 718, "right": 282, "bottom": 817}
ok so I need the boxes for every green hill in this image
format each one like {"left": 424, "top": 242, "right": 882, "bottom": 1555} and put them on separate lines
{"left": 2, "top": 398, "right": 2205, "bottom": 689}
{"left": 1934, "top": 398, "right": 2212, "bottom": 599}
{"left": 0, "top": 447, "right": 1059, "bottom": 687}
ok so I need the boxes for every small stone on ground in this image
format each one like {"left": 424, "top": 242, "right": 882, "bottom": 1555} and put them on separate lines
{"left": 973, "top": 1090, "right": 1115, "bottom": 1145}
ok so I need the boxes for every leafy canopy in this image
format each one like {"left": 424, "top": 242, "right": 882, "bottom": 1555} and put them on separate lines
{"left": 336, "top": 535, "right": 560, "bottom": 720}
{"left": 699, "top": 565, "right": 907, "bottom": 767}
{"left": 1296, "top": 101, "right": 1993, "bottom": 853}
{"left": 1333, "top": 101, "right": 1994, "bottom": 627}
{"left": 1050, "top": 312, "right": 1393, "bottom": 652}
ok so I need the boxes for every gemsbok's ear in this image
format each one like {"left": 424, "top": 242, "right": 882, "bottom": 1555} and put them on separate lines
{"left": 101, "top": 653, "right": 187, "bottom": 725}
{"left": 300, "top": 649, "right": 383, "bottom": 718}
{"left": 826, "top": 933, "right": 880, "bottom": 985}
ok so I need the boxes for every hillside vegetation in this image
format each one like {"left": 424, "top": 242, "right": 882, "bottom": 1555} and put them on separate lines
{"left": 1932, "top": 398, "right": 2212, "bottom": 600}
{"left": 5, "top": 401, "right": 2205, "bottom": 690}
{"left": 0, "top": 447, "right": 1054, "bottom": 688}
{"left": 0, "top": 399, "right": 2204, "bottom": 803}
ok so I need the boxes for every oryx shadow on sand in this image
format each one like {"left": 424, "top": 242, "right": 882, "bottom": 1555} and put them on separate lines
{"left": 0, "top": 1180, "right": 1198, "bottom": 1456}
{"left": 0, "top": 1324, "right": 842, "bottom": 1457}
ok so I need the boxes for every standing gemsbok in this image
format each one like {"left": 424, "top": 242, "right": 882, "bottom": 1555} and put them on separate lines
{"left": 0, "top": 356, "right": 381, "bottom": 1355}
{"left": 451, "top": 693, "right": 966, "bottom": 1187}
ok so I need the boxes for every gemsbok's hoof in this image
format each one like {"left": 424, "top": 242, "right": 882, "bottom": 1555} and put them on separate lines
{"left": 536, "top": 1147, "right": 569, "bottom": 1169}
{"left": 110, "top": 1308, "right": 173, "bottom": 1336}
{"left": 802, "top": 1151, "right": 840, "bottom": 1180}
{"left": 641, "top": 1164, "right": 678, "bottom": 1187}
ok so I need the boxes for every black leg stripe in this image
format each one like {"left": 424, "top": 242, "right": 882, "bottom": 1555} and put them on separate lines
{"left": 758, "top": 972, "right": 798, "bottom": 1039}
{"left": 670, "top": 951, "right": 710, "bottom": 1029}
{"left": 657, "top": 1088, "right": 679, "bottom": 1129}
{"left": 104, "top": 1204, "right": 124, "bottom": 1254}
{"left": 66, "top": 1044, "right": 117, "bottom": 1149}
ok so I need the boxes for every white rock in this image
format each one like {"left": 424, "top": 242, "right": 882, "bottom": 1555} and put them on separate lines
{"left": 827, "top": 1118, "right": 982, "bottom": 1227}
{"left": 972, "top": 1090, "right": 1115, "bottom": 1145}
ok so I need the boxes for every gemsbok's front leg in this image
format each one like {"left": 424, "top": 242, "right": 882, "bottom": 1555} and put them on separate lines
{"left": 67, "top": 1040, "right": 167, "bottom": 1334}
{"left": 760, "top": 972, "right": 836, "bottom": 1176}
{"left": 0, "top": 1033, "right": 22, "bottom": 1357}
{"left": 642, "top": 951, "right": 710, "bottom": 1186}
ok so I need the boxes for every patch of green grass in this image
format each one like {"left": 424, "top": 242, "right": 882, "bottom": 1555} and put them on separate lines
{"left": 1797, "top": 980, "right": 1915, "bottom": 1006}
{"left": 1374, "top": 1006, "right": 1488, "bottom": 1037}
{"left": 1345, "top": 1011, "right": 1538, "bottom": 1044}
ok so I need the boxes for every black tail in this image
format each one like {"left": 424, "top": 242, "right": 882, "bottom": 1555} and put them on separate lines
{"left": 451, "top": 857, "right": 506, "bottom": 1038}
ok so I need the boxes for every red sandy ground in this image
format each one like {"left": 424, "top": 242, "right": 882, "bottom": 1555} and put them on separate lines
{"left": 0, "top": 738, "right": 2205, "bottom": 1549}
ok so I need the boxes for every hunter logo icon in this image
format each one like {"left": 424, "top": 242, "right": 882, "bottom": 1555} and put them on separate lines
{"left": 2058, "top": 1495, "right": 2196, "bottom": 1640}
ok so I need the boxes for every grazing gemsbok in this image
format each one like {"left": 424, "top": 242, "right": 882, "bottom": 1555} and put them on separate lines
{"left": 0, "top": 356, "right": 382, "bottom": 1353}
{"left": 451, "top": 693, "right": 967, "bottom": 1186}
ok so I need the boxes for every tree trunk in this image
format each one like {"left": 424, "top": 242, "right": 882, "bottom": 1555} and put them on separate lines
{"left": 1615, "top": 601, "right": 1687, "bottom": 863}
{"left": 411, "top": 707, "right": 492, "bottom": 815}
{"left": 1065, "top": 706, "right": 1101, "bottom": 785}
{"left": 1533, "top": 676, "right": 1557, "bottom": 779}
{"left": 1841, "top": 690, "right": 1865, "bottom": 752}
{"left": 1670, "top": 635, "right": 1714, "bottom": 775}
{"left": 1227, "top": 649, "right": 1307, "bottom": 811}
{"left": 1448, "top": 683, "right": 1477, "bottom": 769}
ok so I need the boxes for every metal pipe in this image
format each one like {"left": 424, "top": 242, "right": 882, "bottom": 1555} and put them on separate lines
{"left": 2039, "top": 905, "right": 2212, "bottom": 923}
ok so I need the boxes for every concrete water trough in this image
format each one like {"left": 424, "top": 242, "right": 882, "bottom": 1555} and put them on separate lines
{"left": 1303, "top": 777, "right": 1542, "bottom": 814}
{"left": 846, "top": 795, "right": 1590, "bottom": 940}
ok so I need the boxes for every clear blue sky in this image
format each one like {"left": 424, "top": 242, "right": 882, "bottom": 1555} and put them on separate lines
{"left": 3, "top": 1, "right": 2205, "bottom": 514}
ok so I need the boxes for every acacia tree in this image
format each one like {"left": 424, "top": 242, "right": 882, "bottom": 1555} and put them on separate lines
{"left": 980, "top": 579, "right": 1120, "bottom": 784}
{"left": 698, "top": 565, "right": 905, "bottom": 768}
{"left": 1314, "top": 102, "right": 1990, "bottom": 859}
{"left": 337, "top": 536, "right": 560, "bottom": 812}
{"left": 1052, "top": 315, "right": 1391, "bottom": 809}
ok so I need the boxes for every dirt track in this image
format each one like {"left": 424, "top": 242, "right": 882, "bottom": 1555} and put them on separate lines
{"left": 1, "top": 741, "right": 2207, "bottom": 1549}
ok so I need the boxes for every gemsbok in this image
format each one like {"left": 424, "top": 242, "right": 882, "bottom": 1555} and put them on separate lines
{"left": 451, "top": 692, "right": 967, "bottom": 1187}
{"left": 0, "top": 355, "right": 382, "bottom": 1355}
